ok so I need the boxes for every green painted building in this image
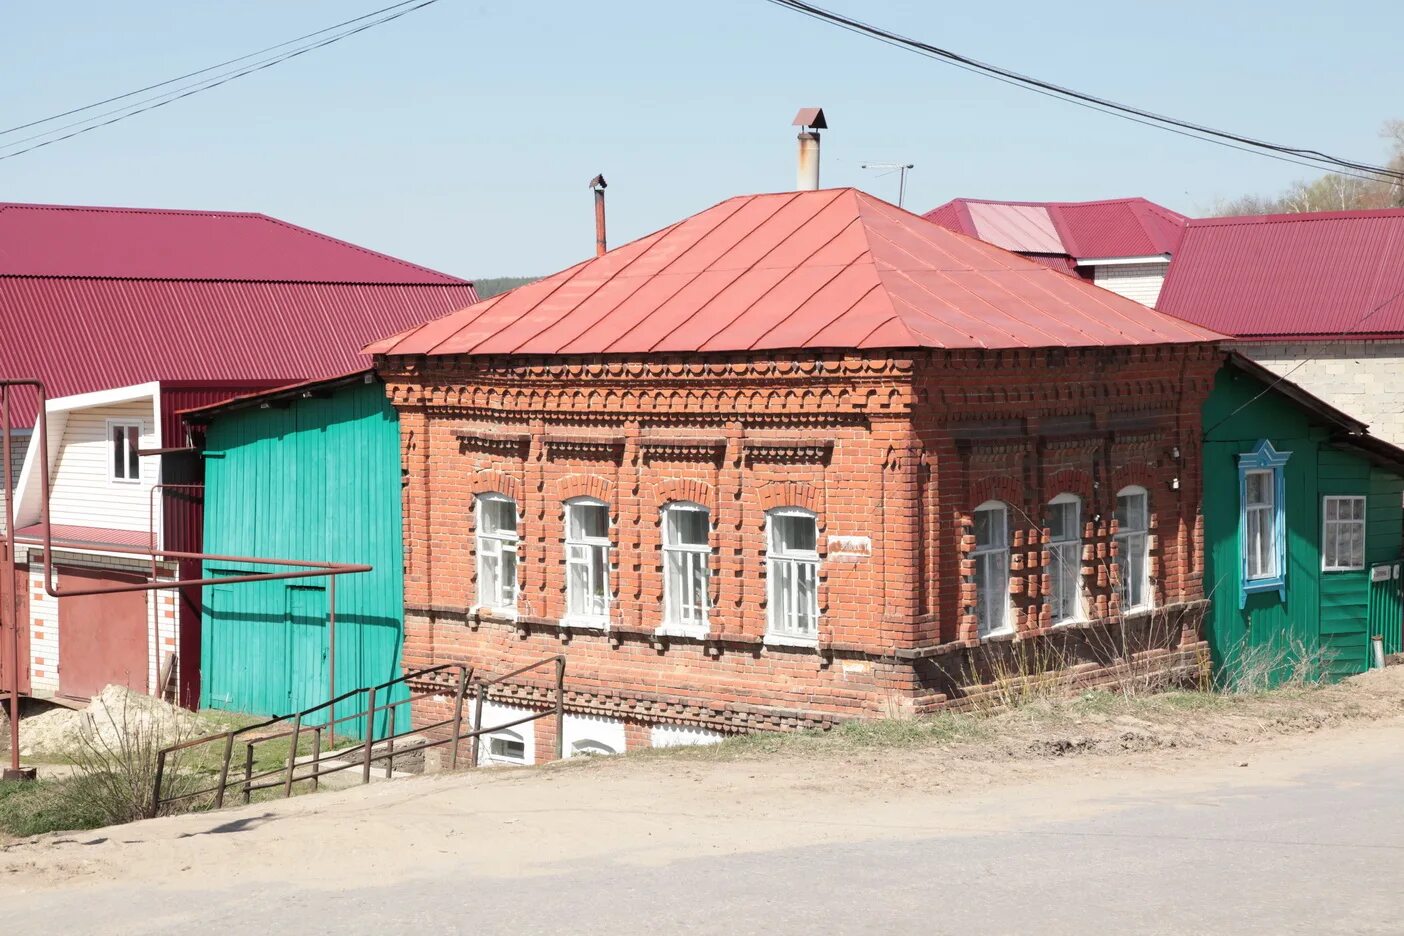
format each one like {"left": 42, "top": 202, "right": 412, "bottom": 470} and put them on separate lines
{"left": 1203, "top": 355, "right": 1404, "bottom": 685}
{"left": 190, "top": 371, "right": 407, "bottom": 739}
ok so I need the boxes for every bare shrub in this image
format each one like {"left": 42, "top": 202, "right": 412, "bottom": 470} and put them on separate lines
{"left": 1221, "top": 638, "right": 1327, "bottom": 695}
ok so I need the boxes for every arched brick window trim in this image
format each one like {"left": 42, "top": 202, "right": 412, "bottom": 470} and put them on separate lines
{"left": 1108, "top": 465, "right": 1158, "bottom": 526}
{"left": 756, "top": 480, "right": 821, "bottom": 517}
{"left": 1041, "top": 468, "right": 1094, "bottom": 506}
{"left": 555, "top": 474, "right": 616, "bottom": 511}
{"left": 649, "top": 478, "right": 716, "bottom": 512}
{"left": 469, "top": 470, "right": 523, "bottom": 504}
{"left": 967, "top": 476, "right": 1025, "bottom": 517}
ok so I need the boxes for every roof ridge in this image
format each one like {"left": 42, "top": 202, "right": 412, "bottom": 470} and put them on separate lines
{"left": 1189, "top": 207, "right": 1404, "bottom": 227}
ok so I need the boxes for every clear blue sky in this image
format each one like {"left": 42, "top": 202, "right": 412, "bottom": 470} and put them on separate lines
{"left": 5, "top": 1, "right": 1401, "bottom": 279}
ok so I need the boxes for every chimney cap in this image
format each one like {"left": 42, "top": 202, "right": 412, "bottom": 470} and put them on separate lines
{"left": 792, "top": 107, "right": 827, "bottom": 130}
{"left": 589, "top": 174, "right": 607, "bottom": 191}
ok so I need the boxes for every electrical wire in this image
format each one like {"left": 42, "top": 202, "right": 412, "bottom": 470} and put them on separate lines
{"left": 0, "top": 0, "right": 428, "bottom": 138}
{"left": 0, "top": 0, "right": 444, "bottom": 162}
{"left": 763, "top": 0, "right": 1404, "bottom": 183}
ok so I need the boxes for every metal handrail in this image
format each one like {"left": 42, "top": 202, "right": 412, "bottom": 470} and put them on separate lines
{"left": 150, "top": 654, "right": 567, "bottom": 816}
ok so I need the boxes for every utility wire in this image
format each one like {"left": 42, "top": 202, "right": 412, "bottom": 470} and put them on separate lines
{"left": 0, "top": 0, "right": 427, "bottom": 138}
{"left": 0, "top": 0, "right": 444, "bottom": 162}
{"left": 763, "top": 0, "right": 1404, "bottom": 183}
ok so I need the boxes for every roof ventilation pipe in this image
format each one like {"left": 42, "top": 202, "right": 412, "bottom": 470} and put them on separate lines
{"left": 589, "top": 174, "right": 608, "bottom": 256}
{"left": 793, "top": 108, "right": 826, "bottom": 191}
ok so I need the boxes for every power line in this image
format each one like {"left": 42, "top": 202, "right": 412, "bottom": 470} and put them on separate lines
{"left": 762, "top": 0, "right": 1404, "bottom": 183}
{"left": 0, "top": 0, "right": 428, "bottom": 139}
{"left": 0, "top": 0, "right": 445, "bottom": 162}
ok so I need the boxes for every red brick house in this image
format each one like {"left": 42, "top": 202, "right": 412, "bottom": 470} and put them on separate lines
{"left": 367, "top": 188, "right": 1223, "bottom": 761}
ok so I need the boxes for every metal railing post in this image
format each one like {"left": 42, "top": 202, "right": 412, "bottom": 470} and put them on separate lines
{"left": 242, "top": 742, "right": 255, "bottom": 805}
{"left": 470, "top": 684, "right": 485, "bottom": 768}
{"left": 450, "top": 667, "right": 468, "bottom": 770}
{"left": 282, "top": 713, "right": 302, "bottom": 799}
{"left": 554, "top": 655, "right": 566, "bottom": 761}
{"left": 149, "top": 749, "right": 167, "bottom": 818}
{"left": 213, "top": 731, "right": 235, "bottom": 809}
{"left": 310, "top": 726, "right": 322, "bottom": 793}
{"left": 361, "top": 685, "right": 377, "bottom": 785}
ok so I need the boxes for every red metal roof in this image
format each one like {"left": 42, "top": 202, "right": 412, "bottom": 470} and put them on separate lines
{"left": 369, "top": 189, "right": 1220, "bottom": 357}
{"left": 1156, "top": 209, "right": 1404, "bottom": 339}
{"left": 923, "top": 197, "right": 1186, "bottom": 260}
{"left": 0, "top": 202, "right": 477, "bottom": 423}
{"left": 15, "top": 523, "right": 152, "bottom": 550}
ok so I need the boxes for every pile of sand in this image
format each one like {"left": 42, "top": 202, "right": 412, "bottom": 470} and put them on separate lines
{"left": 14, "top": 685, "right": 201, "bottom": 757}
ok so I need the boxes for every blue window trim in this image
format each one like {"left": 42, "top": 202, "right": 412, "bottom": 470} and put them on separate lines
{"left": 1238, "top": 439, "right": 1291, "bottom": 608}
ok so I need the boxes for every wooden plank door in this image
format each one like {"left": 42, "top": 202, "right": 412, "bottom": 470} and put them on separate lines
{"left": 285, "top": 585, "right": 328, "bottom": 723}
{"left": 57, "top": 566, "right": 148, "bottom": 700}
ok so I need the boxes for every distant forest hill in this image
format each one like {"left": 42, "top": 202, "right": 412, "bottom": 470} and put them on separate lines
{"left": 472, "top": 276, "right": 538, "bottom": 299}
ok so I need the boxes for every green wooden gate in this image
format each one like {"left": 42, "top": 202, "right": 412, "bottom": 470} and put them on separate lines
{"left": 1367, "top": 559, "right": 1403, "bottom": 659}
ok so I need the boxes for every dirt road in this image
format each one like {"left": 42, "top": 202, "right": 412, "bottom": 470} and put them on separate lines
{"left": 3, "top": 678, "right": 1403, "bottom": 935}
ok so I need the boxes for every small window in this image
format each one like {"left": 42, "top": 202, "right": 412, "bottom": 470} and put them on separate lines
{"left": 767, "top": 508, "right": 819, "bottom": 638}
{"left": 1046, "top": 494, "right": 1082, "bottom": 625}
{"left": 570, "top": 739, "right": 617, "bottom": 757}
{"left": 1323, "top": 496, "right": 1366, "bottom": 572}
{"left": 1237, "top": 440, "right": 1291, "bottom": 606}
{"left": 476, "top": 493, "right": 519, "bottom": 613}
{"left": 1115, "top": 487, "right": 1150, "bottom": 612}
{"left": 109, "top": 421, "right": 142, "bottom": 482}
{"left": 972, "top": 501, "right": 1011, "bottom": 637}
{"left": 565, "top": 498, "right": 611, "bottom": 624}
{"left": 662, "top": 502, "right": 710, "bottom": 630}
{"left": 488, "top": 732, "right": 527, "bottom": 764}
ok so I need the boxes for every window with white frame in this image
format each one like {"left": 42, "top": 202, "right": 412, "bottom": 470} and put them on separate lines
{"left": 1323, "top": 496, "right": 1366, "bottom": 572}
{"left": 475, "top": 493, "right": 518, "bottom": 613}
{"left": 1243, "top": 470, "right": 1277, "bottom": 580}
{"left": 662, "top": 501, "right": 710, "bottom": 630}
{"left": 569, "top": 739, "right": 618, "bottom": 757}
{"left": 109, "top": 421, "right": 142, "bottom": 482}
{"left": 565, "top": 497, "right": 611, "bottom": 624}
{"left": 1115, "top": 487, "right": 1150, "bottom": 612}
{"left": 766, "top": 508, "right": 819, "bottom": 638}
{"left": 487, "top": 730, "right": 527, "bottom": 764}
{"left": 1046, "top": 494, "right": 1083, "bottom": 624}
{"left": 972, "top": 501, "right": 1011, "bottom": 637}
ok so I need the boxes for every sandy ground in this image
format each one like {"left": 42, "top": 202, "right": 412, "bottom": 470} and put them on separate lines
{"left": 2, "top": 668, "right": 1402, "bottom": 904}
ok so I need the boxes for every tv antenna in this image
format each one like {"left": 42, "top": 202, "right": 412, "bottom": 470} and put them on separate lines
{"left": 860, "top": 162, "right": 914, "bottom": 208}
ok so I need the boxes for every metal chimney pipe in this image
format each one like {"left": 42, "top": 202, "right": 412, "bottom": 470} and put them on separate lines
{"left": 791, "top": 108, "right": 827, "bottom": 192}
{"left": 589, "top": 174, "right": 607, "bottom": 256}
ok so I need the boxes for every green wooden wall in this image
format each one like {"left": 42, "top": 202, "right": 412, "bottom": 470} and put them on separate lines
{"left": 199, "top": 379, "right": 407, "bottom": 739}
{"left": 1203, "top": 363, "right": 1404, "bottom": 685}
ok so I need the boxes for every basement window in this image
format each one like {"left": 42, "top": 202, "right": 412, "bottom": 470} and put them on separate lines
{"left": 973, "top": 501, "right": 1011, "bottom": 638}
{"left": 767, "top": 508, "right": 819, "bottom": 639}
{"left": 662, "top": 501, "right": 710, "bottom": 631}
{"left": 565, "top": 497, "right": 611, "bottom": 626}
{"left": 476, "top": 493, "right": 519, "bottom": 614}
{"left": 1115, "top": 487, "right": 1151, "bottom": 612}
{"left": 487, "top": 731, "right": 527, "bottom": 764}
{"left": 1237, "top": 440, "right": 1291, "bottom": 607}
{"left": 570, "top": 739, "right": 618, "bottom": 757}
{"left": 1046, "top": 494, "right": 1083, "bottom": 625}
{"left": 108, "top": 421, "right": 142, "bottom": 482}
{"left": 1322, "top": 496, "right": 1366, "bottom": 572}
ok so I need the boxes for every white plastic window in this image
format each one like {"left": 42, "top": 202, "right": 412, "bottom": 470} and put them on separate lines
{"left": 662, "top": 502, "right": 710, "bottom": 629}
{"left": 972, "top": 501, "right": 1011, "bottom": 637}
{"left": 767, "top": 508, "right": 819, "bottom": 638}
{"left": 476, "top": 493, "right": 518, "bottom": 613}
{"left": 1322, "top": 496, "right": 1366, "bottom": 572}
{"left": 565, "top": 498, "right": 611, "bottom": 624}
{"left": 1046, "top": 494, "right": 1083, "bottom": 624}
{"left": 109, "top": 421, "right": 142, "bottom": 482}
{"left": 1115, "top": 487, "right": 1150, "bottom": 610}
{"left": 1244, "top": 470, "right": 1277, "bottom": 580}
{"left": 487, "top": 731, "right": 526, "bottom": 764}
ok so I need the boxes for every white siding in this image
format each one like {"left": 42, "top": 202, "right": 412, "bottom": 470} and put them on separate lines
{"left": 1091, "top": 262, "right": 1169, "bottom": 306}
{"left": 47, "top": 401, "right": 159, "bottom": 534}
{"left": 1237, "top": 340, "right": 1404, "bottom": 447}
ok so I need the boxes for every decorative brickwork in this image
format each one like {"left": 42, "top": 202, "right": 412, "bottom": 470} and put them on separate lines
{"left": 379, "top": 344, "right": 1220, "bottom": 750}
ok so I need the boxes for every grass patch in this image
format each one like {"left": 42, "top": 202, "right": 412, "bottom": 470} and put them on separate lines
{"left": 0, "top": 777, "right": 111, "bottom": 839}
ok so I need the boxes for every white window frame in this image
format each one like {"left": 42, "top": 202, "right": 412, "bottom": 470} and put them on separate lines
{"left": 1115, "top": 486, "right": 1151, "bottom": 612}
{"left": 1046, "top": 493, "right": 1084, "bottom": 625}
{"left": 486, "top": 729, "right": 528, "bottom": 765}
{"left": 107, "top": 419, "right": 143, "bottom": 483}
{"left": 474, "top": 492, "right": 519, "bottom": 615}
{"left": 661, "top": 501, "right": 711, "bottom": 634}
{"left": 766, "top": 507, "right": 820, "bottom": 641}
{"left": 1322, "top": 495, "right": 1366, "bottom": 572}
{"left": 564, "top": 496, "right": 611, "bottom": 627}
{"left": 1243, "top": 469, "right": 1278, "bottom": 580}
{"left": 972, "top": 500, "right": 1012, "bottom": 638}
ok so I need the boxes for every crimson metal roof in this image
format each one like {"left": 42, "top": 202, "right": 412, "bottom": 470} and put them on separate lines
{"left": 369, "top": 188, "right": 1220, "bottom": 358}
{"left": 0, "top": 202, "right": 477, "bottom": 424}
{"left": 923, "top": 197, "right": 1187, "bottom": 259}
{"left": 15, "top": 523, "right": 152, "bottom": 550}
{"left": 1156, "top": 209, "right": 1404, "bottom": 339}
